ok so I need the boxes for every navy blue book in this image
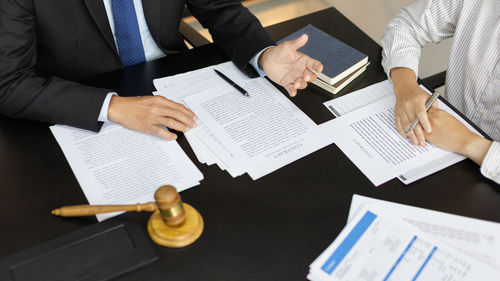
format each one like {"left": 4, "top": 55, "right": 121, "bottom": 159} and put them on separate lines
{"left": 278, "top": 24, "right": 368, "bottom": 85}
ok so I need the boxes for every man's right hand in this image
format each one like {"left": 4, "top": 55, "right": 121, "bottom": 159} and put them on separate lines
{"left": 107, "top": 96, "right": 197, "bottom": 140}
{"left": 391, "top": 67, "right": 435, "bottom": 146}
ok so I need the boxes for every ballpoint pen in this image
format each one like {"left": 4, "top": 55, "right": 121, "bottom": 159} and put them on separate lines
{"left": 405, "top": 91, "right": 440, "bottom": 136}
{"left": 214, "top": 69, "right": 249, "bottom": 97}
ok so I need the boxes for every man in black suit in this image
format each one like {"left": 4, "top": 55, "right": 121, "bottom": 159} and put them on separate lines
{"left": 0, "top": 0, "right": 322, "bottom": 139}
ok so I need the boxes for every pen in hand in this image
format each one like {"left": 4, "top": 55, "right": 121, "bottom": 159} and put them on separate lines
{"left": 214, "top": 69, "right": 249, "bottom": 97}
{"left": 405, "top": 91, "right": 440, "bottom": 136}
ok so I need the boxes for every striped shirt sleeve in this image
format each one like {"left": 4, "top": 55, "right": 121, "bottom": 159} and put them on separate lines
{"left": 381, "top": 0, "right": 463, "bottom": 77}
{"left": 481, "top": 141, "right": 500, "bottom": 184}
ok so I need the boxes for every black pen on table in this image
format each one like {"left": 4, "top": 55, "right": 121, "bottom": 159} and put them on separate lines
{"left": 404, "top": 91, "right": 440, "bottom": 136}
{"left": 214, "top": 69, "right": 249, "bottom": 97}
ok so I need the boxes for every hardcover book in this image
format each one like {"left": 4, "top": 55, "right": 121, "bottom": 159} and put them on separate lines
{"left": 278, "top": 24, "right": 369, "bottom": 87}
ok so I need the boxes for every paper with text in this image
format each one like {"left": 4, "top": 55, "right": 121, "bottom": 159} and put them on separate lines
{"left": 307, "top": 205, "right": 500, "bottom": 281}
{"left": 327, "top": 82, "right": 481, "bottom": 186}
{"left": 183, "top": 78, "right": 325, "bottom": 179}
{"left": 347, "top": 195, "right": 500, "bottom": 270}
{"left": 50, "top": 122, "right": 203, "bottom": 221}
{"left": 324, "top": 80, "right": 482, "bottom": 184}
{"left": 154, "top": 62, "right": 258, "bottom": 177}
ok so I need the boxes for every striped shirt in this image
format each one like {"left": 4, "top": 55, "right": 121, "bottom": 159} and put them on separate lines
{"left": 381, "top": 0, "right": 499, "bottom": 184}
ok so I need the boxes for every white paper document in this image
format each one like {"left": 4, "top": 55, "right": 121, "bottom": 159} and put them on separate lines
{"left": 154, "top": 61, "right": 335, "bottom": 179}
{"left": 153, "top": 62, "right": 248, "bottom": 172}
{"left": 324, "top": 80, "right": 472, "bottom": 184}
{"left": 324, "top": 80, "right": 394, "bottom": 117}
{"left": 308, "top": 204, "right": 500, "bottom": 281}
{"left": 183, "top": 77, "right": 332, "bottom": 179}
{"left": 348, "top": 195, "right": 500, "bottom": 270}
{"left": 325, "top": 80, "right": 481, "bottom": 186}
{"left": 50, "top": 122, "right": 203, "bottom": 221}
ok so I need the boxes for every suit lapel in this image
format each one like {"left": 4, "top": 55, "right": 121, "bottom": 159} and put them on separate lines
{"left": 83, "top": 0, "right": 119, "bottom": 56}
{"left": 141, "top": 0, "right": 163, "bottom": 49}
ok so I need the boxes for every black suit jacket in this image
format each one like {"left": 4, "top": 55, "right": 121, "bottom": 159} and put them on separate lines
{"left": 0, "top": 0, "right": 274, "bottom": 131}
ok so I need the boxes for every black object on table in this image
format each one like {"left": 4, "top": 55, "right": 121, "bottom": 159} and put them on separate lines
{"left": 0, "top": 221, "right": 157, "bottom": 281}
{"left": 0, "top": 7, "right": 498, "bottom": 281}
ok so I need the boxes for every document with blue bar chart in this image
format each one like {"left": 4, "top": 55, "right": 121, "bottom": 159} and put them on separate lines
{"left": 307, "top": 205, "right": 500, "bottom": 281}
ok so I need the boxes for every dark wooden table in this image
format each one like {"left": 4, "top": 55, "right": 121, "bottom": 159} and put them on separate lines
{"left": 1, "top": 7, "right": 498, "bottom": 281}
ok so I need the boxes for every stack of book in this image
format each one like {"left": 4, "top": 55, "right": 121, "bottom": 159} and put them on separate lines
{"left": 278, "top": 24, "right": 369, "bottom": 94}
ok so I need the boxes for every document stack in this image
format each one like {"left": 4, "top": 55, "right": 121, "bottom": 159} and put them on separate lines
{"left": 307, "top": 195, "right": 500, "bottom": 281}
{"left": 323, "top": 80, "right": 483, "bottom": 185}
{"left": 154, "top": 62, "right": 336, "bottom": 180}
{"left": 278, "top": 25, "right": 369, "bottom": 94}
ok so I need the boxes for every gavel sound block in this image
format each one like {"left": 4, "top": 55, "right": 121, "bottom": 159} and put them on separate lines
{"left": 52, "top": 185, "right": 203, "bottom": 248}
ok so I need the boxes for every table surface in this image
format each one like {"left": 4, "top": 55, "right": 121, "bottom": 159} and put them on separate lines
{"left": 0, "top": 7, "right": 498, "bottom": 281}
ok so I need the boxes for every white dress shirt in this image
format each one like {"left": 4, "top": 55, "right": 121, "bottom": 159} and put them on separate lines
{"left": 381, "top": 0, "right": 499, "bottom": 184}
{"left": 98, "top": 0, "right": 267, "bottom": 122}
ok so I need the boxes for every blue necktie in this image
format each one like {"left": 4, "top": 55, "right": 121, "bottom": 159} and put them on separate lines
{"left": 111, "top": 0, "right": 146, "bottom": 67}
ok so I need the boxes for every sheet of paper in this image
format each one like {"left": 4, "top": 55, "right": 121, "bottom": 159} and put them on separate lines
{"left": 247, "top": 119, "right": 337, "bottom": 179}
{"left": 308, "top": 205, "right": 500, "bottom": 281}
{"left": 183, "top": 78, "right": 324, "bottom": 180}
{"left": 326, "top": 82, "right": 481, "bottom": 186}
{"left": 50, "top": 122, "right": 203, "bottom": 221}
{"left": 154, "top": 61, "right": 251, "bottom": 93}
{"left": 347, "top": 195, "right": 500, "bottom": 270}
{"left": 153, "top": 62, "right": 258, "bottom": 176}
{"left": 323, "top": 80, "right": 481, "bottom": 184}
{"left": 323, "top": 80, "right": 394, "bottom": 117}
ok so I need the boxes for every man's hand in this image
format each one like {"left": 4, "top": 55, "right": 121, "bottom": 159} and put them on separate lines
{"left": 108, "top": 96, "right": 197, "bottom": 140}
{"left": 259, "top": 34, "right": 323, "bottom": 97}
{"left": 424, "top": 108, "right": 492, "bottom": 165}
{"left": 391, "top": 67, "right": 434, "bottom": 146}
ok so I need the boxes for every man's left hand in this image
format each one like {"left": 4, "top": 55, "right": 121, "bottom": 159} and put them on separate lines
{"left": 259, "top": 34, "right": 323, "bottom": 97}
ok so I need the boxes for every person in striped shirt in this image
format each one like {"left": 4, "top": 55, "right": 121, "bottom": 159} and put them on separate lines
{"left": 381, "top": 0, "right": 499, "bottom": 184}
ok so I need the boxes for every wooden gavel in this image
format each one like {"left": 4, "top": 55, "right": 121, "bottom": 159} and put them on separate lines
{"left": 52, "top": 185, "right": 203, "bottom": 248}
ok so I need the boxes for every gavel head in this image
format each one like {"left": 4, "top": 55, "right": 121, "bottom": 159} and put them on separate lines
{"left": 154, "top": 185, "right": 186, "bottom": 227}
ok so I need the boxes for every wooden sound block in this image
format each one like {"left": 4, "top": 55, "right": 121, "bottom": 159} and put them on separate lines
{"left": 147, "top": 203, "right": 204, "bottom": 248}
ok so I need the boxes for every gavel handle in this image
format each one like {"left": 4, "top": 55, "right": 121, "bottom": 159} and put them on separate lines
{"left": 51, "top": 202, "right": 157, "bottom": 217}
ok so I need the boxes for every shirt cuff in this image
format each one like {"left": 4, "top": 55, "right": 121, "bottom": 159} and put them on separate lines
{"left": 480, "top": 141, "right": 500, "bottom": 184}
{"left": 97, "top": 92, "right": 117, "bottom": 122}
{"left": 382, "top": 54, "right": 420, "bottom": 82}
{"left": 249, "top": 46, "right": 273, "bottom": 77}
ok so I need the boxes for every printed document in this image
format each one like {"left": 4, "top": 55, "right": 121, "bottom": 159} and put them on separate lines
{"left": 155, "top": 61, "right": 335, "bottom": 179}
{"left": 50, "top": 122, "right": 203, "bottom": 221}
{"left": 348, "top": 195, "right": 500, "bottom": 269}
{"left": 308, "top": 205, "right": 500, "bottom": 281}
{"left": 183, "top": 77, "right": 332, "bottom": 179}
{"left": 153, "top": 62, "right": 248, "bottom": 173}
{"left": 325, "top": 80, "right": 482, "bottom": 186}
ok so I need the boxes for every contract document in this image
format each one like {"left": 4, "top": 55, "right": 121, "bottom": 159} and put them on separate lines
{"left": 154, "top": 61, "right": 335, "bottom": 179}
{"left": 183, "top": 77, "right": 333, "bottom": 179}
{"left": 325, "top": 80, "right": 482, "bottom": 186}
{"left": 50, "top": 123, "right": 203, "bottom": 221}
{"left": 307, "top": 204, "right": 500, "bottom": 281}
{"left": 348, "top": 195, "right": 500, "bottom": 269}
{"left": 154, "top": 62, "right": 248, "bottom": 174}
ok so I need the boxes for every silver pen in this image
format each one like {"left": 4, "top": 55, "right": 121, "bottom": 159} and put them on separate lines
{"left": 404, "top": 91, "right": 440, "bottom": 136}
